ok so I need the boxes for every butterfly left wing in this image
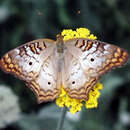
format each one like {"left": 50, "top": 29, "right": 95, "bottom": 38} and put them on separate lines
{"left": 0, "top": 39, "right": 60, "bottom": 103}
{"left": 62, "top": 39, "right": 128, "bottom": 101}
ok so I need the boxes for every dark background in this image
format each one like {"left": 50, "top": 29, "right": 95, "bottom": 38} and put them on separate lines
{"left": 0, "top": 0, "right": 130, "bottom": 130}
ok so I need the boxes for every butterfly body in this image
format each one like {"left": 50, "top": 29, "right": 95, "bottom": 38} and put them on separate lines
{"left": 0, "top": 36, "right": 128, "bottom": 103}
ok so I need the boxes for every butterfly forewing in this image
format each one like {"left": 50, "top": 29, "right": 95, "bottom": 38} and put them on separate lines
{"left": 0, "top": 39, "right": 61, "bottom": 103}
{"left": 63, "top": 39, "right": 128, "bottom": 100}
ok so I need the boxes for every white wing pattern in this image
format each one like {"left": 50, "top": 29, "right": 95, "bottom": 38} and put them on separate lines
{"left": 0, "top": 37, "right": 128, "bottom": 103}
{"left": 62, "top": 39, "right": 128, "bottom": 100}
{"left": 0, "top": 39, "right": 60, "bottom": 103}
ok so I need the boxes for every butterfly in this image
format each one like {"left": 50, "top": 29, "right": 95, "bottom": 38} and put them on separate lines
{"left": 0, "top": 35, "right": 128, "bottom": 103}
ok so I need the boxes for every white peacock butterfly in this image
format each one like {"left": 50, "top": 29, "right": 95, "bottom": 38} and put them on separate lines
{"left": 0, "top": 34, "right": 128, "bottom": 103}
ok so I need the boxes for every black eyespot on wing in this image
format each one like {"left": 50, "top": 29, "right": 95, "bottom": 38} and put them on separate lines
{"left": 48, "top": 82, "right": 51, "bottom": 85}
{"left": 29, "top": 62, "right": 32, "bottom": 65}
{"left": 72, "top": 81, "right": 75, "bottom": 84}
{"left": 90, "top": 58, "right": 94, "bottom": 62}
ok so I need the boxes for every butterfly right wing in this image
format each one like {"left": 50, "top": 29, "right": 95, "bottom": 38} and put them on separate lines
{"left": 62, "top": 39, "right": 128, "bottom": 101}
{"left": 0, "top": 39, "right": 60, "bottom": 103}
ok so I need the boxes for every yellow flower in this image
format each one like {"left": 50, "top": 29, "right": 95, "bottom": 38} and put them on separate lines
{"left": 61, "top": 27, "right": 97, "bottom": 41}
{"left": 56, "top": 28, "right": 103, "bottom": 114}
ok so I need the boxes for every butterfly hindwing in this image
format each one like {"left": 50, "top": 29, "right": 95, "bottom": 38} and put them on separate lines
{"left": 62, "top": 47, "right": 95, "bottom": 100}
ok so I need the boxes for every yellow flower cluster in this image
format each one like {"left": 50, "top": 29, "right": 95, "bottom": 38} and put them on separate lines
{"left": 85, "top": 83, "right": 103, "bottom": 109}
{"left": 56, "top": 28, "right": 103, "bottom": 114}
{"left": 56, "top": 83, "right": 103, "bottom": 114}
{"left": 56, "top": 84, "right": 83, "bottom": 114}
{"left": 61, "top": 28, "right": 97, "bottom": 41}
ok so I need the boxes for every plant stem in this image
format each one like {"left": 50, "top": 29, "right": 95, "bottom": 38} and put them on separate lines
{"left": 56, "top": 107, "right": 67, "bottom": 130}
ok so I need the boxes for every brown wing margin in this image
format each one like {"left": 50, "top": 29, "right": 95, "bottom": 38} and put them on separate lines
{"left": 26, "top": 81, "right": 60, "bottom": 103}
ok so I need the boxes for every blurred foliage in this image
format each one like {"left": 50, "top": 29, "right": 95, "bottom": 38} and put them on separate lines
{"left": 0, "top": 84, "right": 20, "bottom": 128}
{"left": 0, "top": 0, "right": 130, "bottom": 130}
